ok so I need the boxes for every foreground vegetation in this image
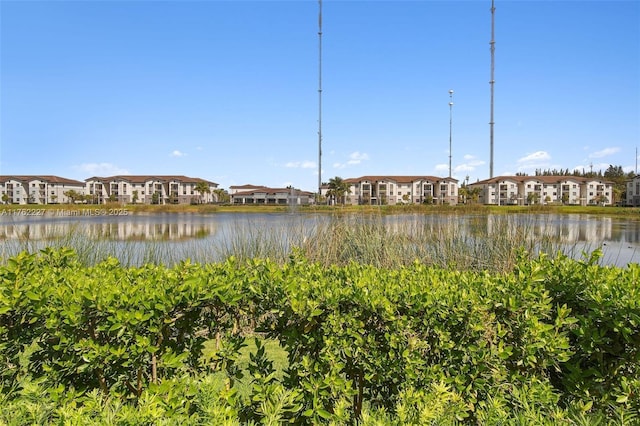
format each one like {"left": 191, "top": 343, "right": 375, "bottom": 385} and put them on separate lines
{"left": 1, "top": 247, "right": 638, "bottom": 424}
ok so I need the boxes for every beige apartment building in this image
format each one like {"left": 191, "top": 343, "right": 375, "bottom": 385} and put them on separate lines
{"left": 333, "top": 175, "right": 458, "bottom": 205}
{"left": 0, "top": 175, "right": 219, "bottom": 205}
{"left": 230, "top": 184, "right": 314, "bottom": 205}
{"left": 85, "top": 175, "right": 218, "bottom": 204}
{"left": 0, "top": 175, "right": 86, "bottom": 204}
{"left": 469, "top": 176, "right": 615, "bottom": 206}
{"left": 626, "top": 175, "right": 640, "bottom": 206}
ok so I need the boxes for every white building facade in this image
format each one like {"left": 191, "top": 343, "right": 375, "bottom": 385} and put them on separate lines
{"left": 0, "top": 175, "right": 86, "bottom": 204}
{"left": 470, "top": 176, "right": 614, "bottom": 206}
{"left": 338, "top": 175, "right": 458, "bottom": 206}
{"left": 85, "top": 175, "right": 218, "bottom": 204}
{"left": 230, "top": 185, "right": 313, "bottom": 205}
{"left": 626, "top": 175, "right": 640, "bottom": 206}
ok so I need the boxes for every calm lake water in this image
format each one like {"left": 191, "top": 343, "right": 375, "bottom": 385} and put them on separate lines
{"left": 1, "top": 212, "right": 639, "bottom": 267}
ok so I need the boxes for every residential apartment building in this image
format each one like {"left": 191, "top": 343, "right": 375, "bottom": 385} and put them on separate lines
{"left": 469, "top": 176, "right": 614, "bottom": 206}
{"left": 0, "top": 175, "right": 85, "bottom": 204}
{"left": 335, "top": 175, "right": 458, "bottom": 205}
{"left": 85, "top": 175, "right": 218, "bottom": 204}
{"left": 230, "top": 185, "right": 313, "bottom": 205}
{"left": 626, "top": 175, "right": 640, "bottom": 206}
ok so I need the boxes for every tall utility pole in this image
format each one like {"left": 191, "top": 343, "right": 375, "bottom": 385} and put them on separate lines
{"left": 317, "top": 0, "right": 323, "bottom": 200}
{"left": 448, "top": 90, "right": 454, "bottom": 178}
{"left": 489, "top": 0, "right": 495, "bottom": 178}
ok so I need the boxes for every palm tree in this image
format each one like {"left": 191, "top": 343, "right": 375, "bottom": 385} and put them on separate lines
{"left": 467, "top": 187, "right": 481, "bottom": 204}
{"left": 213, "top": 188, "right": 230, "bottom": 204}
{"left": 194, "top": 181, "right": 211, "bottom": 204}
{"left": 327, "top": 176, "right": 350, "bottom": 205}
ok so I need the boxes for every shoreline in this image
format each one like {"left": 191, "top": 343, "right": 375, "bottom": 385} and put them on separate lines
{"left": 1, "top": 202, "right": 640, "bottom": 219}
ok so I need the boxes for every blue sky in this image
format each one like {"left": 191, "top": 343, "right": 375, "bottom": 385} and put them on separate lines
{"left": 1, "top": 0, "right": 638, "bottom": 192}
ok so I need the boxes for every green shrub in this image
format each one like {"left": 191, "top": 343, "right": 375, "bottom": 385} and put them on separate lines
{"left": 1, "top": 247, "right": 638, "bottom": 424}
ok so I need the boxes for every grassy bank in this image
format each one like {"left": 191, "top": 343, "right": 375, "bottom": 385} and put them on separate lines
{"left": 2, "top": 202, "right": 640, "bottom": 217}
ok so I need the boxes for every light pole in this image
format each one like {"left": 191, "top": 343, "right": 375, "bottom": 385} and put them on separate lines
{"left": 317, "top": 0, "right": 323, "bottom": 203}
{"left": 449, "top": 89, "right": 454, "bottom": 179}
{"left": 489, "top": 0, "right": 495, "bottom": 178}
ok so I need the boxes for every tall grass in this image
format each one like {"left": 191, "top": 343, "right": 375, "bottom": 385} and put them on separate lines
{"left": 293, "top": 213, "right": 570, "bottom": 272}
{"left": 0, "top": 213, "right": 591, "bottom": 272}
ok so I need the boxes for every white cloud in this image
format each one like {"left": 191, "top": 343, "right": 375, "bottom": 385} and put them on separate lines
{"left": 171, "top": 150, "right": 187, "bottom": 157}
{"left": 347, "top": 151, "right": 369, "bottom": 165}
{"left": 441, "top": 155, "right": 486, "bottom": 175}
{"left": 73, "top": 162, "right": 130, "bottom": 176}
{"left": 334, "top": 151, "right": 370, "bottom": 169}
{"left": 515, "top": 151, "right": 552, "bottom": 172}
{"left": 458, "top": 155, "right": 485, "bottom": 169}
{"left": 589, "top": 147, "right": 620, "bottom": 159}
{"left": 434, "top": 164, "right": 448, "bottom": 172}
{"left": 285, "top": 160, "right": 316, "bottom": 169}
{"left": 454, "top": 164, "right": 477, "bottom": 173}
{"left": 517, "top": 151, "right": 551, "bottom": 164}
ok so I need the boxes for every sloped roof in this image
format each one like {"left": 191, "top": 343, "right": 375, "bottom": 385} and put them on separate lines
{"left": 232, "top": 187, "right": 313, "bottom": 196}
{"left": 0, "top": 175, "right": 85, "bottom": 185}
{"left": 470, "top": 175, "right": 614, "bottom": 186}
{"left": 85, "top": 175, "right": 217, "bottom": 185}
{"left": 229, "top": 184, "right": 268, "bottom": 190}
{"left": 344, "top": 175, "right": 458, "bottom": 184}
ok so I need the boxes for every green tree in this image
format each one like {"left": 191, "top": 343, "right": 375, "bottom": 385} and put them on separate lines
{"left": 194, "top": 181, "right": 211, "bottom": 204}
{"left": 132, "top": 190, "right": 139, "bottom": 205}
{"left": 327, "top": 176, "right": 350, "bottom": 205}
{"left": 467, "top": 187, "right": 481, "bottom": 204}
{"left": 213, "top": 188, "right": 230, "bottom": 204}
{"left": 1, "top": 194, "right": 9, "bottom": 204}
{"left": 458, "top": 185, "right": 468, "bottom": 204}
{"left": 604, "top": 165, "right": 629, "bottom": 204}
{"left": 63, "top": 190, "right": 81, "bottom": 204}
{"left": 593, "top": 194, "right": 609, "bottom": 206}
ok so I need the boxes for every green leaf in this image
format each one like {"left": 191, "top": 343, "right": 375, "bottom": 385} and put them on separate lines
{"left": 316, "top": 409, "right": 332, "bottom": 420}
{"left": 25, "top": 291, "right": 40, "bottom": 301}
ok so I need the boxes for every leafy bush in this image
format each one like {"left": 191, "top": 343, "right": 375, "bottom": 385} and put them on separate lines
{"left": 1, "top": 248, "right": 638, "bottom": 424}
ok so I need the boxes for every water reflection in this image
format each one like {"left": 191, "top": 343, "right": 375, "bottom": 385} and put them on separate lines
{"left": 0, "top": 215, "right": 217, "bottom": 241}
{"left": 1, "top": 213, "right": 638, "bottom": 267}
